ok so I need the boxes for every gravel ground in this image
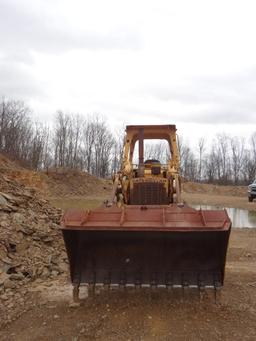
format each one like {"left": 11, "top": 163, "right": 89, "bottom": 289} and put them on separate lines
{"left": 0, "top": 228, "right": 255, "bottom": 340}
{"left": 1, "top": 182, "right": 256, "bottom": 340}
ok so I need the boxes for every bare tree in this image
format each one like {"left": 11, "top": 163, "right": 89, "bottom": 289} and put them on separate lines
{"left": 27, "top": 123, "right": 47, "bottom": 170}
{"left": 0, "top": 98, "right": 35, "bottom": 165}
{"left": 215, "top": 134, "right": 231, "bottom": 183}
{"left": 91, "top": 115, "right": 114, "bottom": 177}
{"left": 230, "top": 136, "right": 245, "bottom": 184}
{"left": 177, "top": 136, "right": 197, "bottom": 180}
{"left": 111, "top": 126, "right": 125, "bottom": 173}
{"left": 204, "top": 146, "right": 218, "bottom": 183}
{"left": 144, "top": 141, "right": 169, "bottom": 163}
{"left": 41, "top": 126, "right": 52, "bottom": 170}
{"left": 53, "top": 111, "right": 69, "bottom": 167}
{"left": 197, "top": 137, "right": 206, "bottom": 182}
{"left": 241, "top": 132, "right": 256, "bottom": 183}
{"left": 82, "top": 117, "right": 95, "bottom": 173}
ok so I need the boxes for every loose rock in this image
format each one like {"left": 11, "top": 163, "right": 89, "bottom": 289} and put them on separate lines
{"left": 0, "top": 172, "right": 62, "bottom": 328}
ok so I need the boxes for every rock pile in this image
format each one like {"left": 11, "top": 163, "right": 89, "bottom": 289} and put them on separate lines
{"left": 0, "top": 173, "right": 65, "bottom": 326}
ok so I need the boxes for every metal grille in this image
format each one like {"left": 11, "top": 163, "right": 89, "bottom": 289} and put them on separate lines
{"left": 130, "top": 181, "right": 168, "bottom": 205}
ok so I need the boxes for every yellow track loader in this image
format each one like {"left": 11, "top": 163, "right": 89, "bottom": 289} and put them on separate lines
{"left": 61, "top": 125, "right": 231, "bottom": 300}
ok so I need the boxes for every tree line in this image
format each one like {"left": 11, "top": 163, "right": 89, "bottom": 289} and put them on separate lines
{"left": 0, "top": 98, "right": 255, "bottom": 184}
{"left": 145, "top": 134, "right": 256, "bottom": 185}
{"left": 0, "top": 98, "right": 123, "bottom": 177}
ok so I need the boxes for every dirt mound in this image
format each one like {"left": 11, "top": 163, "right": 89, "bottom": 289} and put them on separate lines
{"left": 0, "top": 154, "right": 22, "bottom": 171}
{"left": 45, "top": 168, "right": 112, "bottom": 198}
{"left": 183, "top": 181, "right": 247, "bottom": 197}
{"left": 0, "top": 154, "right": 112, "bottom": 198}
{"left": 0, "top": 154, "right": 47, "bottom": 192}
{"left": 0, "top": 172, "right": 65, "bottom": 327}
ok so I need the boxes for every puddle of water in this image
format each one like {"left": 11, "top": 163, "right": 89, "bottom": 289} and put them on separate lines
{"left": 191, "top": 205, "right": 256, "bottom": 228}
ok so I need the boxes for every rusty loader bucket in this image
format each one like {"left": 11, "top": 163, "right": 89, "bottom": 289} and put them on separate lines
{"left": 61, "top": 205, "right": 231, "bottom": 295}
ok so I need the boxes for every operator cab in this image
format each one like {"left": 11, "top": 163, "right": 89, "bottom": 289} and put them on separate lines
{"left": 144, "top": 159, "right": 161, "bottom": 175}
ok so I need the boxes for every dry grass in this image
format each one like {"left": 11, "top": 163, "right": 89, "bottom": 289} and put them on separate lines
{"left": 49, "top": 196, "right": 105, "bottom": 210}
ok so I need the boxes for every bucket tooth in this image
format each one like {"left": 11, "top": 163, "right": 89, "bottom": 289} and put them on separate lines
{"left": 157, "top": 284, "right": 166, "bottom": 289}
{"left": 72, "top": 284, "right": 80, "bottom": 302}
{"left": 88, "top": 271, "right": 96, "bottom": 285}
{"left": 214, "top": 281, "right": 222, "bottom": 304}
{"left": 181, "top": 273, "right": 189, "bottom": 287}
{"left": 111, "top": 283, "right": 119, "bottom": 289}
{"left": 165, "top": 272, "right": 172, "bottom": 284}
{"left": 88, "top": 284, "right": 95, "bottom": 297}
{"left": 181, "top": 274, "right": 189, "bottom": 300}
{"left": 119, "top": 284, "right": 125, "bottom": 290}
{"left": 103, "top": 284, "right": 110, "bottom": 292}
{"left": 198, "top": 284, "right": 206, "bottom": 302}
{"left": 214, "top": 287, "right": 221, "bottom": 304}
{"left": 150, "top": 273, "right": 158, "bottom": 290}
{"left": 120, "top": 278, "right": 126, "bottom": 286}
{"left": 103, "top": 272, "right": 111, "bottom": 291}
{"left": 135, "top": 273, "right": 142, "bottom": 290}
{"left": 197, "top": 274, "right": 206, "bottom": 301}
{"left": 119, "top": 273, "right": 126, "bottom": 290}
{"left": 150, "top": 277, "right": 156, "bottom": 285}
{"left": 165, "top": 273, "right": 173, "bottom": 291}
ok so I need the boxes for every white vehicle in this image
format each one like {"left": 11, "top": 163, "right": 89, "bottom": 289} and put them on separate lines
{"left": 248, "top": 180, "right": 256, "bottom": 202}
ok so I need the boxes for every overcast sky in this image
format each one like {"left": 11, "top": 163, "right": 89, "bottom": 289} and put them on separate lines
{"left": 0, "top": 0, "right": 256, "bottom": 144}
